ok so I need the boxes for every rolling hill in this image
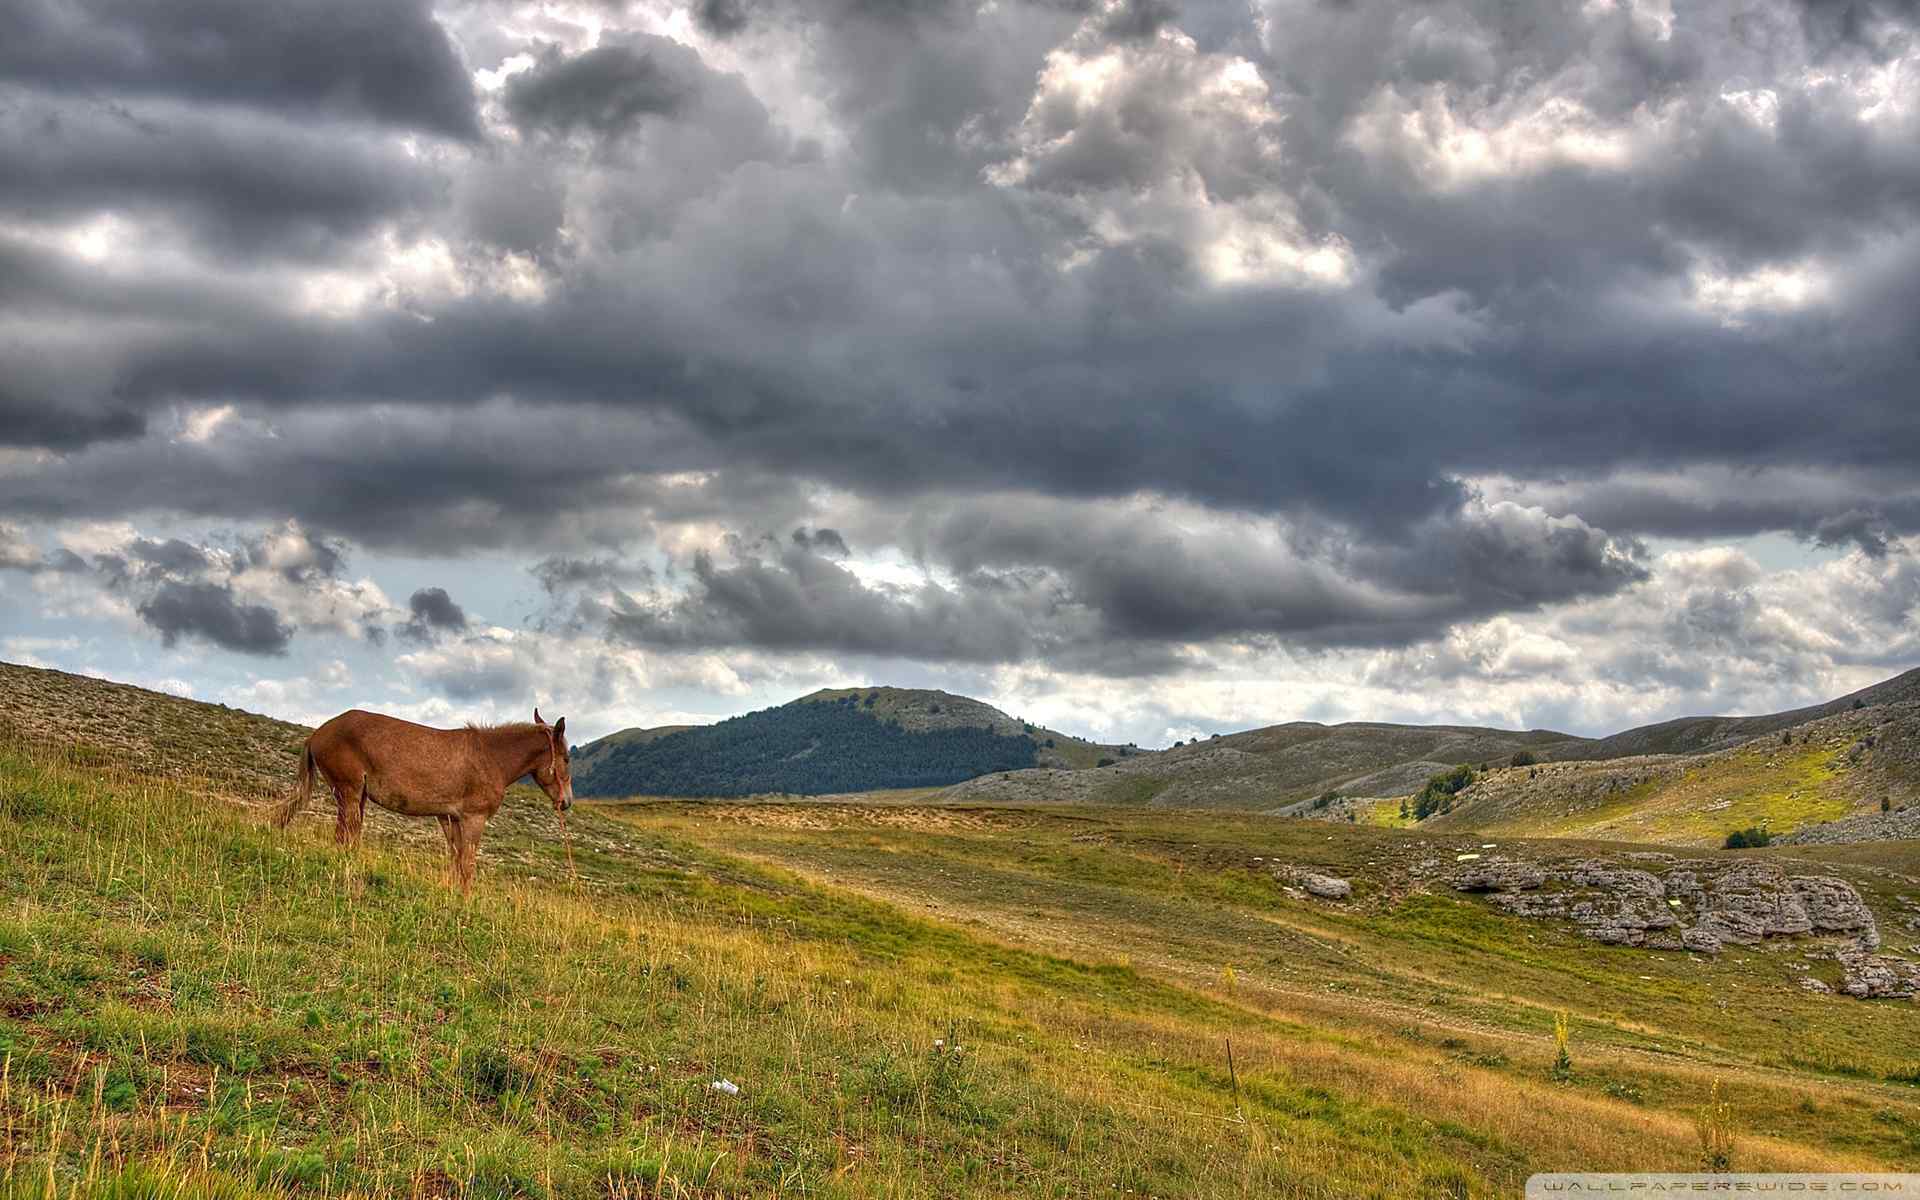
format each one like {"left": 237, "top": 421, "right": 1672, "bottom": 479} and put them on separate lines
{"left": 571, "top": 686, "right": 1137, "bottom": 798}
{"left": 944, "top": 718, "right": 1587, "bottom": 811}
{"left": 1410, "top": 699, "right": 1920, "bottom": 847}
{"left": 939, "top": 670, "right": 1920, "bottom": 844}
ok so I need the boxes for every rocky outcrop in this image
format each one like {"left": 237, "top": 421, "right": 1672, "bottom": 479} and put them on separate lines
{"left": 1272, "top": 865, "right": 1353, "bottom": 900}
{"left": 1837, "top": 950, "right": 1920, "bottom": 999}
{"left": 1452, "top": 860, "right": 1547, "bottom": 893}
{"left": 1445, "top": 856, "right": 1906, "bottom": 993}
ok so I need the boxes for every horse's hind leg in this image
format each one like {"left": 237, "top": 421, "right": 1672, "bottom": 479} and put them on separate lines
{"left": 334, "top": 776, "right": 367, "bottom": 847}
{"left": 437, "top": 816, "right": 459, "bottom": 883}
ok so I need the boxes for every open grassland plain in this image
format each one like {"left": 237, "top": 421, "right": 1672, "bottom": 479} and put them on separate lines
{"left": 0, "top": 664, "right": 1916, "bottom": 1197}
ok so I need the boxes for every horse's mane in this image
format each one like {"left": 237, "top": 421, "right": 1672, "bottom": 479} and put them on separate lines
{"left": 464, "top": 721, "right": 545, "bottom": 735}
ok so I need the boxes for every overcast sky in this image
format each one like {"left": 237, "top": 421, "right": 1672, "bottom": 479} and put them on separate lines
{"left": 3, "top": 0, "right": 1919, "bottom": 746}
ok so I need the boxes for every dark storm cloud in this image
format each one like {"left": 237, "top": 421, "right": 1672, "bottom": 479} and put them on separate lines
{"left": 1100, "top": 0, "right": 1179, "bottom": 39}
{"left": 5, "top": 0, "right": 1920, "bottom": 675}
{"left": 531, "top": 556, "right": 659, "bottom": 594}
{"left": 695, "top": 0, "right": 754, "bottom": 36}
{"left": 506, "top": 40, "right": 698, "bottom": 138}
{"left": 135, "top": 580, "right": 293, "bottom": 655}
{"left": 593, "top": 495, "right": 1646, "bottom": 670}
{"left": 603, "top": 538, "right": 1050, "bottom": 664}
{"left": 1810, "top": 509, "right": 1893, "bottom": 557}
{"left": 0, "top": 94, "right": 442, "bottom": 258}
{"left": 0, "top": 0, "right": 479, "bottom": 139}
{"left": 128, "top": 537, "right": 216, "bottom": 578}
{"left": 402, "top": 586, "right": 469, "bottom": 642}
{"left": 792, "top": 527, "right": 850, "bottom": 556}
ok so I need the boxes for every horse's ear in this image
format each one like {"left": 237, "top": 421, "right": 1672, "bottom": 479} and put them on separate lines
{"left": 533, "top": 708, "right": 545, "bottom": 726}
{"left": 553, "top": 717, "right": 566, "bottom": 741}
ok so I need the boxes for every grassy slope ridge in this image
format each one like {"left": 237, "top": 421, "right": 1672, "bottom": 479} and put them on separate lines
{"left": 1, "top": 662, "right": 1917, "bottom": 1199}
{"left": 1420, "top": 701, "right": 1920, "bottom": 846}
{"left": 944, "top": 720, "right": 1587, "bottom": 811}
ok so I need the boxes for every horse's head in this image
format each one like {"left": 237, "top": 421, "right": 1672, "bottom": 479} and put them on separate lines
{"left": 531, "top": 709, "right": 574, "bottom": 812}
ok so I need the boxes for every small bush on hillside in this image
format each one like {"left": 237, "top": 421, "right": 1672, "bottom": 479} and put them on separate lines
{"left": 1412, "top": 765, "right": 1475, "bottom": 820}
{"left": 1724, "top": 826, "right": 1771, "bottom": 849}
{"left": 1509, "top": 750, "right": 1537, "bottom": 768}
{"left": 1097, "top": 757, "right": 1116, "bottom": 768}
{"left": 1883, "top": 795, "right": 1893, "bottom": 813}
{"left": 1853, "top": 697, "right": 1866, "bottom": 710}
{"left": 864, "top": 693, "right": 879, "bottom": 707}
{"left": 1312, "top": 791, "right": 1339, "bottom": 811}
{"left": 1551, "top": 1011, "right": 1573, "bottom": 1081}
{"left": 1695, "top": 1080, "right": 1736, "bottom": 1172}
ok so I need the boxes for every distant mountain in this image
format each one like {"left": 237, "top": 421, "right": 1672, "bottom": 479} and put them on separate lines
{"left": 570, "top": 687, "right": 1132, "bottom": 798}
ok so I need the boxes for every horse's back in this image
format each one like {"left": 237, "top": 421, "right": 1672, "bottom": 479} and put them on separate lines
{"left": 308, "top": 710, "right": 475, "bottom": 810}
{"left": 310, "top": 709, "right": 457, "bottom": 760}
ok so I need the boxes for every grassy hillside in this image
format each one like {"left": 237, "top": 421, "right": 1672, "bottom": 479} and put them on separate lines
{"left": 799, "top": 688, "right": 1130, "bottom": 770}
{"left": 568, "top": 724, "right": 696, "bottom": 783}
{"left": 573, "top": 694, "right": 1046, "bottom": 799}
{"left": 0, "top": 663, "right": 1917, "bottom": 1196}
{"left": 0, "top": 661, "right": 308, "bottom": 798}
{"left": 1418, "top": 702, "right": 1920, "bottom": 847}
{"left": 944, "top": 721, "right": 1585, "bottom": 811}
{"left": 574, "top": 688, "right": 1133, "bottom": 795}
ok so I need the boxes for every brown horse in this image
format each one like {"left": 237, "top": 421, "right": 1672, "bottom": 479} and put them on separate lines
{"left": 275, "top": 708, "right": 574, "bottom": 893}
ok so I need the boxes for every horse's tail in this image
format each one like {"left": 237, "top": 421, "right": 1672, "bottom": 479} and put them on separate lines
{"left": 274, "top": 742, "right": 316, "bottom": 829}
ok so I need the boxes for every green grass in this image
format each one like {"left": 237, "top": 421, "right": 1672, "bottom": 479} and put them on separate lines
{"left": 3, "top": 724, "right": 1918, "bottom": 1198}
{"left": 1438, "top": 745, "right": 1858, "bottom": 847}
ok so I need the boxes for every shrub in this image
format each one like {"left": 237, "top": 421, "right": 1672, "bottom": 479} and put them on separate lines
{"left": 1853, "top": 697, "right": 1866, "bottom": 710}
{"left": 1509, "top": 750, "right": 1537, "bottom": 768}
{"left": 1724, "top": 826, "right": 1771, "bottom": 849}
{"left": 1412, "top": 764, "right": 1475, "bottom": 820}
{"left": 1883, "top": 795, "right": 1893, "bottom": 813}
{"left": 1097, "top": 757, "right": 1116, "bottom": 768}
{"left": 1695, "top": 1080, "right": 1736, "bottom": 1172}
{"left": 1551, "top": 1011, "right": 1573, "bottom": 1080}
